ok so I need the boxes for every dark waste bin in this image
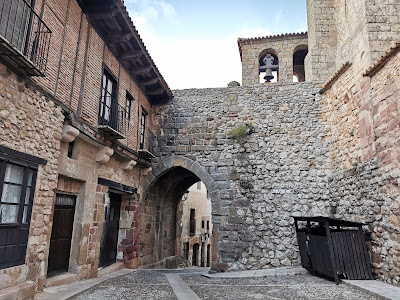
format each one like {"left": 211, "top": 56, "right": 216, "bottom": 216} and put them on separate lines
{"left": 293, "top": 216, "right": 373, "bottom": 284}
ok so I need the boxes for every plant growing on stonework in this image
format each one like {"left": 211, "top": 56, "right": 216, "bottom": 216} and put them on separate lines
{"left": 227, "top": 124, "right": 254, "bottom": 139}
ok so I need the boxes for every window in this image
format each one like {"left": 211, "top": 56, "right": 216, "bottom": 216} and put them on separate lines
{"left": 201, "top": 220, "right": 205, "bottom": 229}
{"left": 99, "top": 69, "right": 117, "bottom": 126}
{"left": 207, "top": 221, "right": 209, "bottom": 231}
{"left": 189, "top": 209, "right": 195, "bottom": 236}
{"left": 139, "top": 109, "right": 148, "bottom": 149}
{"left": 67, "top": 141, "right": 74, "bottom": 158}
{"left": 126, "top": 92, "right": 133, "bottom": 121}
{"left": 183, "top": 242, "right": 189, "bottom": 260}
{"left": 197, "top": 182, "right": 201, "bottom": 190}
{"left": 0, "top": 147, "right": 41, "bottom": 270}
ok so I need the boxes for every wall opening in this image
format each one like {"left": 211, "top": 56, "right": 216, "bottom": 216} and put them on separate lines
{"left": 293, "top": 45, "right": 308, "bottom": 82}
{"left": 259, "top": 48, "right": 279, "bottom": 83}
{"left": 140, "top": 165, "right": 214, "bottom": 269}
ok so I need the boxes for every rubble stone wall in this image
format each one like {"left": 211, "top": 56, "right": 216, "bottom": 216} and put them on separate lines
{"left": 0, "top": 65, "right": 64, "bottom": 290}
{"left": 152, "top": 82, "right": 332, "bottom": 268}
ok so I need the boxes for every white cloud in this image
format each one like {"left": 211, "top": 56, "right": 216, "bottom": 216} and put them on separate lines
{"left": 125, "top": 2, "right": 274, "bottom": 89}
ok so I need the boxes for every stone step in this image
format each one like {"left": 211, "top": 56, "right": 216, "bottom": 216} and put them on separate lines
{"left": 45, "top": 273, "right": 78, "bottom": 288}
{"left": 98, "top": 262, "right": 125, "bottom": 277}
{"left": 0, "top": 281, "right": 36, "bottom": 300}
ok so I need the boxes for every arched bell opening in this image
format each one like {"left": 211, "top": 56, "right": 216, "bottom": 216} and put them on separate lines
{"left": 293, "top": 45, "right": 308, "bottom": 82}
{"left": 259, "top": 48, "right": 279, "bottom": 83}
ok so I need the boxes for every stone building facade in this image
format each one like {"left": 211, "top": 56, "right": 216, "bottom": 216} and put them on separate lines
{"left": 177, "top": 182, "right": 213, "bottom": 268}
{"left": 0, "top": 0, "right": 399, "bottom": 298}
{"left": 0, "top": 0, "right": 172, "bottom": 298}
{"left": 142, "top": 0, "right": 400, "bottom": 287}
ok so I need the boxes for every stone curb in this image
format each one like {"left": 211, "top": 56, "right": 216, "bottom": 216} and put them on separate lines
{"left": 342, "top": 279, "right": 399, "bottom": 300}
{"left": 34, "top": 269, "right": 135, "bottom": 300}
{"left": 202, "top": 266, "right": 308, "bottom": 278}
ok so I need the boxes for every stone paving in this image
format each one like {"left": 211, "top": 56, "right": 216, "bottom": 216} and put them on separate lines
{"left": 70, "top": 269, "right": 381, "bottom": 300}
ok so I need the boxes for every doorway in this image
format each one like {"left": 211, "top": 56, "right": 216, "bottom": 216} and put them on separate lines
{"left": 47, "top": 194, "right": 76, "bottom": 277}
{"left": 99, "top": 192, "right": 121, "bottom": 268}
{"left": 192, "top": 243, "right": 199, "bottom": 266}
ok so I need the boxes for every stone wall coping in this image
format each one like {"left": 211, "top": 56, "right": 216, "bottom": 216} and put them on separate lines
{"left": 363, "top": 41, "right": 400, "bottom": 78}
{"left": 319, "top": 62, "right": 352, "bottom": 94}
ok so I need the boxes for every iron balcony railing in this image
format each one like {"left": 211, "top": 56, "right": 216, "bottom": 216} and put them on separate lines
{"left": 139, "top": 129, "right": 156, "bottom": 157}
{"left": 98, "top": 89, "right": 127, "bottom": 139}
{"left": 0, "top": 0, "right": 51, "bottom": 75}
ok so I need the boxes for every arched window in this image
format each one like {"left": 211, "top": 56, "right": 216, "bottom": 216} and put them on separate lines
{"left": 259, "top": 49, "right": 279, "bottom": 83}
{"left": 293, "top": 45, "right": 308, "bottom": 82}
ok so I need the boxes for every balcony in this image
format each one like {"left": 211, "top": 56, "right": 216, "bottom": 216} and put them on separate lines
{"left": 98, "top": 91, "right": 127, "bottom": 140}
{"left": 0, "top": 0, "right": 51, "bottom": 76}
{"left": 138, "top": 129, "right": 156, "bottom": 159}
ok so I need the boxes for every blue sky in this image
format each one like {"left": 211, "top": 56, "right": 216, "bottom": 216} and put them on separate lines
{"left": 125, "top": 0, "right": 307, "bottom": 89}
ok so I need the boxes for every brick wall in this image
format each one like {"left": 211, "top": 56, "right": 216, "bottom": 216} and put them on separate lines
{"left": 31, "top": 0, "right": 154, "bottom": 154}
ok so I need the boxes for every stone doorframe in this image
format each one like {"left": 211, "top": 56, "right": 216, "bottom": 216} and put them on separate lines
{"left": 142, "top": 156, "right": 221, "bottom": 263}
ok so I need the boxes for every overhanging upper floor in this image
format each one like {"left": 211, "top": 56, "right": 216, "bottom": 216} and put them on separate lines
{"left": 77, "top": 0, "right": 173, "bottom": 106}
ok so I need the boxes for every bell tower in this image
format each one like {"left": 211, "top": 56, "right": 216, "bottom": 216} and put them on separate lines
{"left": 238, "top": 32, "right": 308, "bottom": 86}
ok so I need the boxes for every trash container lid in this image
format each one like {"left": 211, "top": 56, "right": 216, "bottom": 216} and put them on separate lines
{"left": 292, "top": 216, "right": 364, "bottom": 227}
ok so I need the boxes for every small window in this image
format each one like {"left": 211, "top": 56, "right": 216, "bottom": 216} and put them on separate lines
{"left": 190, "top": 209, "right": 195, "bottom": 236}
{"left": 126, "top": 92, "right": 134, "bottom": 121}
{"left": 67, "top": 141, "right": 74, "bottom": 158}
{"left": 206, "top": 221, "right": 209, "bottom": 231}
{"left": 139, "top": 109, "right": 148, "bottom": 149}
{"left": 201, "top": 220, "right": 205, "bottom": 228}
{"left": 197, "top": 182, "right": 201, "bottom": 190}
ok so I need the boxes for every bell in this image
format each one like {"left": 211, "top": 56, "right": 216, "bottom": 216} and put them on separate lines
{"left": 264, "top": 68, "right": 274, "bottom": 82}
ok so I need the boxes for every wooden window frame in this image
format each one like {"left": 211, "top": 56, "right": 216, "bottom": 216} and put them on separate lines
{"left": 139, "top": 108, "right": 148, "bottom": 150}
{"left": 0, "top": 149, "right": 40, "bottom": 270}
{"left": 125, "top": 91, "right": 134, "bottom": 121}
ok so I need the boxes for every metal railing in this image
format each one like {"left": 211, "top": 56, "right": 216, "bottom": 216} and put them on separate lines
{"left": 0, "top": 0, "right": 51, "bottom": 74}
{"left": 98, "top": 89, "right": 127, "bottom": 139}
{"left": 139, "top": 128, "right": 156, "bottom": 152}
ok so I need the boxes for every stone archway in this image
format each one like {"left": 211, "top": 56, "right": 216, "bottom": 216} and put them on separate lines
{"left": 139, "top": 156, "right": 221, "bottom": 268}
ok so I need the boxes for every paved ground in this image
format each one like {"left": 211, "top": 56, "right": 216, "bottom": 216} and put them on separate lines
{"left": 70, "top": 268, "right": 381, "bottom": 300}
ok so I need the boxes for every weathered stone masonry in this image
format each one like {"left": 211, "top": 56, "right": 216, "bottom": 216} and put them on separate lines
{"left": 149, "top": 82, "right": 332, "bottom": 269}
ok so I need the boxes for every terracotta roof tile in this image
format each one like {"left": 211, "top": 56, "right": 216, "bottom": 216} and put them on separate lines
{"left": 363, "top": 41, "right": 400, "bottom": 78}
{"left": 319, "top": 62, "right": 352, "bottom": 94}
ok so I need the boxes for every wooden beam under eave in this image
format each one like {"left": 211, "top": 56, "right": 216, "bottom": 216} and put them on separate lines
{"left": 106, "top": 32, "right": 135, "bottom": 44}
{"left": 131, "top": 65, "right": 152, "bottom": 75}
{"left": 146, "top": 88, "right": 165, "bottom": 96}
{"left": 120, "top": 50, "right": 143, "bottom": 60}
{"left": 89, "top": 8, "right": 119, "bottom": 20}
{"left": 142, "top": 77, "right": 159, "bottom": 86}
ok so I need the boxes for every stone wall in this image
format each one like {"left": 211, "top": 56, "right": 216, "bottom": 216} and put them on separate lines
{"left": 0, "top": 65, "right": 64, "bottom": 290}
{"left": 151, "top": 82, "right": 332, "bottom": 269}
{"left": 306, "top": 0, "right": 400, "bottom": 83}
{"left": 57, "top": 135, "right": 143, "bottom": 279}
{"left": 322, "top": 50, "right": 400, "bottom": 285}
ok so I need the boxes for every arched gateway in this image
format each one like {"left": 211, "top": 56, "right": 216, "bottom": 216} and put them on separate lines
{"left": 140, "top": 156, "right": 222, "bottom": 267}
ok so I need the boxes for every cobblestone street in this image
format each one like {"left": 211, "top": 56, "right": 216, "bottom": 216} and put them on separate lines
{"left": 69, "top": 269, "right": 379, "bottom": 300}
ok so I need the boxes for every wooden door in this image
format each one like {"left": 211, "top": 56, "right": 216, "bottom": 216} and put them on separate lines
{"left": 99, "top": 193, "right": 121, "bottom": 268}
{"left": 47, "top": 195, "right": 76, "bottom": 277}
